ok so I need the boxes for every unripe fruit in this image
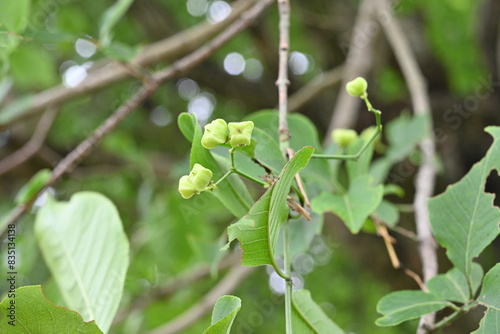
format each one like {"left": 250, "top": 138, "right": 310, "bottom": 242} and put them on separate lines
{"left": 345, "top": 77, "right": 368, "bottom": 97}
{"left": 332, "top": 129, "right": 358, "bottom": 147}
{"left": 178, "top": 175, "right": 197, "bottom": 199}
{"left": 201, "top": 119, "right": 229, "bottom": 149}
{"left": 228, "top": 121, "right": 254, "bottom": 148}
{"left": 188, "top": 163, "right": 213, "bottom": 191}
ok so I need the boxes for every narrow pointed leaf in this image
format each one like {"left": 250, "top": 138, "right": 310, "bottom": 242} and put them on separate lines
{"left": 292, "top": 289, "right": 345, "bottom": 334}
{"left": 34, "top": 192, "right": 129, "bottom": 333}
{"left": 471, "top": 308, "right": 500, "bottom": 334}
{"left": 203, "top": 295, "right": 241, "bottom": 334}
{"left": 0, "top": 285, "right": 102, "bottom": 333}
{"left": 225, "top": 146, "right": 314, "bottom": 267}
{"left": 178, "top": 112, "right": 197, "bottom": 143}
{"left": 311, "top": 175, "right": 383, "bottom": 233}
{"left": 428, "top": 127, "right": 500, "bottom": 280}
{"left": 376, "top": 290, "right": 450, "bottom": 326}
{"left": 99, "top": 0, "right": 134, "bottom": 46}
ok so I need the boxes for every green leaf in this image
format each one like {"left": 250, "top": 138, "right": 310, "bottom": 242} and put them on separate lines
{"left": 203, "top": 295, "right": 241, "bottom": 334}
{"left": 427, "top": 263, "right": 483, "bottom": 304}
{"left": 471, "top": 308, "right": 500, "bottom": 334}
{"left": 99, "top": 0, "right": 134, "bottom": 47}
{"left": 428, "top": 127, "right": 500, "bottom": 281}
{"left": 311, "top": 175, "right": 383, "bottom": 233}
{"left": 15, "top": 169, "right": 51, "bottom": 205}
{"left": 370, "top": 113, "right": 429, "bottom": 184}
{"left": 0, "top": 0, "right": 31, "bottom": 32}
{"left": 9, "top": 43, "right": 58, "bottom": 89}
{"left": 34, "top": 192, "right": 129, "bottom": 333}
{"left": 372, "top": 200, "right": 400, "bottom": 227}
{"left": 224, "top": 146, "right": 314, "bottom": 267}
{"left": 292, "top": 289, "right": 345, "bottom": 334}
{"left": 246, "top": 110, "right": 331, "bottom": 186}
{"left": 478, "top": 263, "right": 500, "bottom": 309}
{"left": 376, "top": 290, "right": 450, "bottom": 326}
{"left": 189, "top": 113, "right": 253, "bottom": 218}
{"left": 0, "top": 285, "right": 102, "bottom": 333}
{"left": 178, "top": 112, "right": 197, "bottom": 143}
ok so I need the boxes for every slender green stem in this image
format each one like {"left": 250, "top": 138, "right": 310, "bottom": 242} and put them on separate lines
{"left": 312, "top": 94, "right": 382, "bottom": 161}
{"left": 213, "top": 170, "right": 233, "bottom": 186}
{"left": 283, "top": 221, "right": 293, "bottom": 334}
{"left": 433, "top": 309, "right": 463, "bottom": 330}
{"left": 231, "top": 168, "right": 268, "bottom": 187}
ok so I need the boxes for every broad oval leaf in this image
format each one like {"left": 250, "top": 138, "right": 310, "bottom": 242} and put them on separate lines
{"left": 203, "top": 295, "right": 242, "bottom": 334}
{"left": 292, "top": 289, "right": 345, "bottom": 334}
{"left": 34, "top": 192, "right": 129, "bottom": 333}
{"left": 376, "top": 290, "right": 450, "bottom": 327}
{"left": 311, "top": 175, "right": 383, "bottom": 234}
{"left": 429, "top": 126, "right": 500, "bottom": 281}
{"left": 224, "top": 146, "right": 314, "bottom": 268}
{"left": 0, "top": 285, "right": 102, "bottom": 333}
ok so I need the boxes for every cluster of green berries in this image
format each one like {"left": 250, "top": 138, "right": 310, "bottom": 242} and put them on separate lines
{"left": 179, "top": 119, "right": 255, "bottom": 199}
{"left": 201, "top": 119, "right": 254, "bottom": 149}
{"left": 178, "top": 163, "right": 213, "bottom": 199}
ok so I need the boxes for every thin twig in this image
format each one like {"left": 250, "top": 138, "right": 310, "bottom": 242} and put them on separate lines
{"left": 148, "top": 265, "right": 255, "bottom": 334}
{"left": 276, "top": 1, "right": 293, "bottom": 333}
{"left": 376, "top": 0, "right": 437, "bottom": 332}
{"left": 0, "top": 0, "right": 258, "bottom": 130}
{"left": 276, "top": 0, "right": 291, "bottom": 150}
{"left": 0, "top": 106, "right": 58, "bottom": 176}
{"left": 0, "top": 0, "right": 275, "bottom": 241}
{"left": 375, "top": 220, "right": 400, "bottom": 269}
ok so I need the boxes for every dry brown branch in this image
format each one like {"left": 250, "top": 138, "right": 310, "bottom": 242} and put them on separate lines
{"left": 0, "top": 0, "right": 275, "bottom": 241}
{"left": 148, "top": 265, "right": 255, "bottom": 334}
{"left": 376, "top": 0, "right": 437, "bottom": 332}
{"left": 0, "top": 0, "right": 257, "bottom": 130}
{"left": 0, "top": 106, "right": 58, "bottom": 176}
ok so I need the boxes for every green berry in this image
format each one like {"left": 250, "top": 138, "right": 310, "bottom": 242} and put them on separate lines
{"left": 178, "top": 175, "right": 197, "bottom": 199}
{"left": 188, "top": 163, "right": 213, "bottom": 191}
{"left": 332, "top": 129, "right": 358, "bottom": 147}
{"left": 345, "top": 77, "right": 368, "bottom": 97}
{"left": 228, "top": 121, "right": 254, "bottom": 148}
{"left": 201, "top": 119, "right": 228, "bottom": 149}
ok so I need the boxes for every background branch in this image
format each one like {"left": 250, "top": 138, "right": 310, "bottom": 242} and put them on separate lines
{"left": 0, "top": 0, "right": 275, "bottom": 240}
{"left": 0, "top": 0, "right": 258, "bottom": 130}
{"left": 148, "top": 265, "right": 255, "bottom": 334}
{"left": 376, "top": 0, "right": 438, "bottom": 332}
{"left": 288, "top": 65, "right": 344, "bottom": 113}
{"left": 113, "top": 251, "right": 241, "bottom": 324}
{"left": 0, "top": 106, "right": 58, "bottom": 176}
